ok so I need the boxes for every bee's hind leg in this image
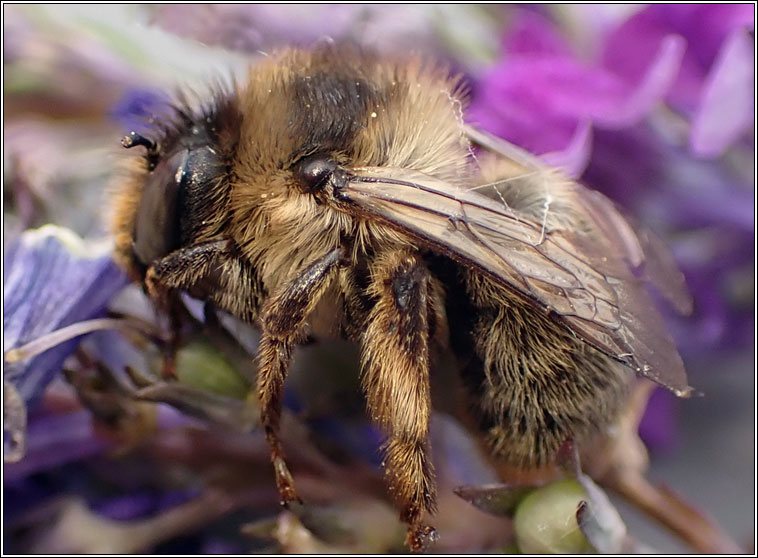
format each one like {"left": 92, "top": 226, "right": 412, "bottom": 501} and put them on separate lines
{"left": 361, "top": 249, "right": 440, "bottom": 552}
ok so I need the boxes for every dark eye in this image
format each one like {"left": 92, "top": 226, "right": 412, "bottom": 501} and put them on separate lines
{"left": 293, "top": 154, "right": 337, "bottom": 192}
{"left": 132, "top": 146, "right": 221, "bottom": 266}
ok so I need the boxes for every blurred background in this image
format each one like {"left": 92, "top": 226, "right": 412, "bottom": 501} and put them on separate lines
{"left": 3, "top": 4, "right": 754, "bottom": 553}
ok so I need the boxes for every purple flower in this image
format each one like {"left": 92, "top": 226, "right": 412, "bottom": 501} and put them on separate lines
{"left": 603, "top": 5, "right": 754, "bottom": 112}
{"left": 469, "top": 5, "right": 754, "bottom": 166}
{"left": 93, "top": 488, "right": 200, "bottom": 521}
{"left": 468, "top": 8, "right": 686, "bottom": 170}
{"left": 637, "top": 387, "right": 679, "bottom": 452}
{"left": 4, "top": 226, "right": 128, "bottom": 407}
{"left": 689, "top": 30, "right": 754, "bottom": 157}
{"left": 602, "top": 4, "right": 755, "bottom": 157}
{"left": 4, "top": 406, "right": 108, "bottom": 484}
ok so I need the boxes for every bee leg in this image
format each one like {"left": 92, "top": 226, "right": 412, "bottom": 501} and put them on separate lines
{"left": 361, "top": 250, "right": 437, "bottom": 552}
{"left": 143, "top": 240, "right": 233, "bottom": 376}
{"left": 143, "top": 239, "right": 232, "bottom": 299}
{"left": 143, "top": 238, "right": 265, "bottom": 322}
{"left": 161, "top": 297, "right": 183, "bottom": 379}
{"left": 256, "top": 247, "right": 345, "bottom": 506}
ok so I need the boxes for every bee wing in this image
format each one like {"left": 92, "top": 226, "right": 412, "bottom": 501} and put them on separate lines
{"left": 464, "top": 124, "right": 693, "bottom": 315}
{"left": 342, "top": 155, "right": 691, "bottom": 396}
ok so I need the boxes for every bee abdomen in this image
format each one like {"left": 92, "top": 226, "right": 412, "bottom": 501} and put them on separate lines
{"left": 450, "top": 271, "right": 629, "bottom": 468}
{"left": 483, "top": 350, "right": 628, "bottom": 467}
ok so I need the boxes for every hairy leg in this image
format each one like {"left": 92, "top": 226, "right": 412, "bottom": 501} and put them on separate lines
{"left": 143, "top": 239, "right": 252, "bottom": 377}
{"left": 256, "top": 246, "right": 345, "bottom": 504}
{"left": 361, "top": 249, "right": 438, "bottom": 552}
{"left": 144, "top": 239, "right": 231, "bottom": 299}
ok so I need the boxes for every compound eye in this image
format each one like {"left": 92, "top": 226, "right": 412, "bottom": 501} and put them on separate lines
{"left": 132, "top": 146, "right": 221, "bottom": 267}
{"left": 293, "top": 154, "right": 337, "bottom": 192}
{"left": 132, "top": 150, "right": 186, "bottom": 267}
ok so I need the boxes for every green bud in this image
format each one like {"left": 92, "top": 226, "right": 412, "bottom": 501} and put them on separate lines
{"left": 513, "top": 478, "right": 594, "bottom": 554}
{"left": 175, "top": 338, "right": 250, "bottom": 398}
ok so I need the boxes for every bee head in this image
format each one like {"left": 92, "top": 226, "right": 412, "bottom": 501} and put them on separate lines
{"left": 119, "top": 94, "right": 241, "bottom": 274}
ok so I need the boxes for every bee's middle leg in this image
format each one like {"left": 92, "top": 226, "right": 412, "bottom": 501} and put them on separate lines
{"left": 256, "top": 247, "right": 344, "bottom": 505}
{"left": 361, "top": 249, "right": 438, "bottom": 552}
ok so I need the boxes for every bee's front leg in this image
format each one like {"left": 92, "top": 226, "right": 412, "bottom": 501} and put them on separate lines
{"left": 256, "top": 247, "right": 345, "bottom": 506}
{"left": 143, "top": 239, "right": 235, "bottom": 377}
{"left": 361, "top": 249, "right": 438, "bottom": 552}
{"left": 143, "top": 239, "right": 231, "bottom": 299}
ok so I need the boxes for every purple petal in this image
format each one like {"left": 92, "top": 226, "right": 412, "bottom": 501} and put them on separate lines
{"left": 601, "top": 8, "right": 690, "bottom": 104}
{"left": 654, "top": 4, "right": 755, "bottom": 69}
{"left": 540, "top": 120, "right": 593, "bottom": 177}
{"left": 469, "top": 19, "right": 683, "bottom": 156}
{"left": 4, "top": 382, "right": 196, "bottom": 483}
{"left": 594, "top": 34, "right": 685, "bottom": 127}
{"left": 93, "top": 488, "right": 200, "bottom": 521}
{"left": 502, "top": 9, "right": 572, "bottom": 57}
{"left": 3, "top": 226, "right": 128, "bottom": 406}
{"left": 604, "top": 4, "right": 755, "bottom": 114}
{"left": 468, "top": 57, "right": 607, "bottom": 154}
{"left": 638, "top": 388, "right": 678, "bottom": 452}
{"left": 690, "top": 30, "right": 755, "bottom": 158}
{"left": 3, "top": 409, "right": 107, "bottom": 483}
{"left": 469, "top": 46, "right": 678, "bottom": 155}
{"left": 109, "top": 88, "right": 174, "bottom": 135}
{"left": 93, "top": 492, "right": 159, "bottom": 521}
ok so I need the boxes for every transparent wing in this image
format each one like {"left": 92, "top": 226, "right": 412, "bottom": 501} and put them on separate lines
{"left": 339, "top": 129, "right": 691, "bottom": 396}
{"left": 464, "top": 124, "right": 693, "bottom": 315}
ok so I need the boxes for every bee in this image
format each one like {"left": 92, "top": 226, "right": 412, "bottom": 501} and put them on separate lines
{"left": 111, "top": 46, "right": 692, "bottom": 551}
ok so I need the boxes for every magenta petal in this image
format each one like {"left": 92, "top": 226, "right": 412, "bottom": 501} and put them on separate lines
{"left": 595, "top": 34, "right": 685, "bottom": 127}
{"left": 601, "top": 6, "right": 700, "bottom": 113}
{"left": 540, "top": 120, "right": 593, "bottom": 178}
{"left": 604, "top": 4, "right": 755, "bottom": 114}
{"left": 502, "top": 9, "right": 572, "bottom": 57}
{"left": 469, "top": 28, "right": 683, "bottom": 155}
{"left": 638, "top": 388, "right": 678, "bottom": 453}
{"left": 690, "top": 30, "right": 755, "bottom": 158}
{"left": 466, "top": 61, "right": 581, "bottom": 154}
{"left": 601, "top": 8, "right": 672, "bottom": 86}
{"left": 655, "top": 4, "right": 755, "bottom": 69}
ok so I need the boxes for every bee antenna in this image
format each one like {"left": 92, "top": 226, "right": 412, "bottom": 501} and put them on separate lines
{"left": 121, "top": 131, "right": 156, "bottom": 151}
